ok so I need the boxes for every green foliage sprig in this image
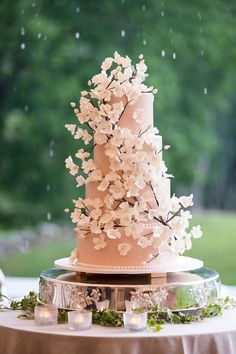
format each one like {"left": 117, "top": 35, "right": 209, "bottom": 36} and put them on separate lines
{"left": 92, "top": 309, "right": 123, "bottom": 327}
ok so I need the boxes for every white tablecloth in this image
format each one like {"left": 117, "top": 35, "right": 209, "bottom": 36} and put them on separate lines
{"left": 0, "top": 309, "right": 236, "bottom": 354}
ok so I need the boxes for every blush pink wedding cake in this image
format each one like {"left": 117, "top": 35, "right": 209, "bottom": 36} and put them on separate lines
{"left": 65, "top": 52, "right": 202, "bottom": 271}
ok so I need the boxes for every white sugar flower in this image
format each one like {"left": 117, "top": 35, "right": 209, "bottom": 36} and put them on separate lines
{"left": 65, "top": 124, "right": 76, "bottom": 135}
{"left": 124, "top": 83, "right": 140, "bottom": 103}
{"left": 104, "top": 143, "right": 118, "bottom": 158}
{"left": 70, "top": 102, "right": 76, "bottom": 108}
{"left": 114, "top": 51, "right": 131, "bottom": 68}
{"left": 135, "top": 176, "right": 146, "bottom": 190}
{"left": 94, "top": 131, "right": 108, "bottom": 145}
{"left": 82, "top": 159, "right": 96, "bottom": 174}
{"left": 137, "top": 237, "right": 150, "bottom": 248}
{"left": 109, "top": 102, "right": 124, "bottom": 123}
{"left": 191, "top": 225, "right": 202, "bottom": 239}
{"left": 125, "top": 222, "right": 140, "bottom": 239}
{"left": 98, "top": 120, "right": 112, "bottom": 134}
{"left": 100, "top": 213, "right": 113, "bottom": 224}
{"left": 93, "top": 234, "right": 107, "bottom": 250}
{"left": 76, "top": 175, "right": 85, "bottom": 187}
{"left": 74, "top": 198, "right": 84, "bottom": 208}
{"left": 91, "top": 86, "right": 111, "bottom": 102}
{"left": 170, "top": 195, "right": 180, "bottom": 212}
{"left": 65, "top": 156, "right": 79, "bottom": 176}
{"left": 103, "top": 220, "right": 114, "bottom": 231}
{"left": 101, "top": 57, "right": 113, "bottom": 71}
{"left": 90, "top": 198, "right": 104, "bottom": 208}
{"left": 170, "top": 238, "right": 186, "bottom": 255}
{"left": 69, "top": 248, "right": 79, "bottom": 262}
{"left": 70, "top": 208, "right": 81, "bottom": 223}
{"left": 117, "top": 66, "right": 133, "bottom": 82}
{"left": 90, "top": 208, "right": 102, "bottom": 220}
{"left": 112, "top": 82, "right": 125, "bottom": 97}
{"left": 110, "top": 158, "right": 121, "bottom": 171}
{"left": 104, "top": 194, "right": 114, "bottom": 209}
{"left": 105, "top": 171, "right": 120, "bottom": 182}
{"left": 109, "top": 180, "right": 125, "bottom": 199}
{"left": 75, "top": 149, "right": 90, "bottom": 160}
{"left": 179, "top": 194, "right": 194, "bottom": 208}
{"left": 74, "top": 127, "right": 84, "bottom": 140}
{"left": 90, "top": 220, "right": 101, "bottom": 234}
{"left": 119, "top": 211, "right": 132, "bottom": 225}
{"left": 87, "top": 169, "right": 102, "bottom": 182}
{"left": 133, "top": 109, "right": 145, "bottom": 124}
{"left": 106, "top": 229, "right": 121, "bottom": 239}
{"left": 97, "top": 179, "right": 110, "bottom": 192}
{"left": 82, "top": 130, "right": 93, "bottom": 145}
{"left": 110, "top": 128, "right": 123, "bottom": 147}
{"left": 185, "top": 234, "right": 192, "bottom": 250}
{"left": 91, "top": 72, "right": 108, "bottom": 86}
{"left": 124, "top": 177, "right": 140, "bottom": 197}
{"left": 118, "top": 243, "right": 132, "bottom": 256}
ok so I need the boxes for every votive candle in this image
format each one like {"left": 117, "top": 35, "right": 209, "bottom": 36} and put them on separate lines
{"left": 68, "top": 311, "right": 92, "bottom": 331}
{"left": 123, "top": 312, "right": 147, "bottom": 331}
{"left": 34, "top": 305, "right": 58, "bottom": 326}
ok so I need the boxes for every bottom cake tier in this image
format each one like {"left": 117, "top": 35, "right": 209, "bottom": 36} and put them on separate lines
{"left": 39, "top": 267, "right": 220, "bottom": 312}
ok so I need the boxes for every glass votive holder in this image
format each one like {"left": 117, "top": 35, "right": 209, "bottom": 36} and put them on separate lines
{"left": 34, "top": 304, "right": 58, "bottom": 326}
{"left": 123, "top": 312, "right": 147, "bottom": 331}
{"left": 68, "top": 311, "right": 92, "bottom": 331}
{"left": 96, "top": 300, "right": 110, "bottom": 311}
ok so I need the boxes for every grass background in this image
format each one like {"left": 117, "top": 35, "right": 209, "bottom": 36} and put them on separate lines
{"left": 0, "top": 212, "right": 236, "bottom": 285}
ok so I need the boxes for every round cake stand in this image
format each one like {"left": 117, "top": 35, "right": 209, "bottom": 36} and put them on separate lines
{"left": 54, "top": 256, "right": 203, "bottom": 274}
{"left": 39, "top": 267, "right": 220, "bottom": 312}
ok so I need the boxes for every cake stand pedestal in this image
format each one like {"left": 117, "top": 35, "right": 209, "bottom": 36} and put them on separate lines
{"left": 39, "top": 257, "right": 220, "bottom": 312}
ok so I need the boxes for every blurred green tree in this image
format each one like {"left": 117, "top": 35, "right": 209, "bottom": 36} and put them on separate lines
{"left": 0, "top": 0, "right": 235, "bottom": 227}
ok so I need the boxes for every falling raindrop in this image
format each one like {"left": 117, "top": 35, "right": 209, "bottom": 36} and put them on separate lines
{"left": 169, "top": 27, "right": 173, "bottom": 33}
{"left": 161, "top": 50, "right": 165, "bottom": 57}
{"left": 121, "top": 30, "right": 125, "bottom": 37}
{"left": 47, "top": 212, "right": 51, "bottom": 221}
{"left": 172, "top": 52, "right": 176, "bottom": 60}
{"left": 121, "top": 0, "right": 125, "bottom": 3}
{"left": 37, "top": 32, "right": 42, "bottom": 39}
{"left": 142, "top": 4, "right": 146, "bottom": 11}
{"left": 24, "top": 105, "right": 28, "bottom": 112}
{"left": 49, "top": 149, "right": 54, "bottom": 158}
{"left": 46, "top": 184, "right": 51, "bottom": 192}
{"left": 197, "top": 11, "right": 202, "bottom": 20}
{"left": 204, "top": 88, "right": 208, "bottom": 95}
{"left": 199, "top": 28, "right": 202, "bottom": 33}
{"left": 143, "top": 38, "right": 147, "bottom": 46}
{"left": 76, "top": 7, "right": 80, "bottom": 12}
{"left": 200, "top": 50, "right": 204, "bottom": 56}
{"left": 21, "top": 9, "right": 24, "bottom": 14}
{"left": 21, "top": 27, "right": 25, "bottom": 36}
{"left": 161, "top": 11, "right": 165, "bottom": 17}
{"left": 75, "top": 32, "right": 80, "bottom": 39}
{"left": 21, "top": 43, "right": 26, "bottom": 50}
{"left": 44, "top": 35, "right": 47, "bottom": 41}
{"left": 32, "top": 2, "right": 36, "bottom": 7}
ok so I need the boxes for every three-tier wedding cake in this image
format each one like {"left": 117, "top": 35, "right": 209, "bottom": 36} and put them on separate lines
{"left": 64, "top": 52, "right": 202, "bottom": 271}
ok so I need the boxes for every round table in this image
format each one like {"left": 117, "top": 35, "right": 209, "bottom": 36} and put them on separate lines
{"left": 0, "top": 310, "right": 236, "bottom": 354}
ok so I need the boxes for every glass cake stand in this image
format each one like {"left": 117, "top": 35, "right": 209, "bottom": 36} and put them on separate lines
{"left": 38, "top": 256, "right": 220, "bottom": 312}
